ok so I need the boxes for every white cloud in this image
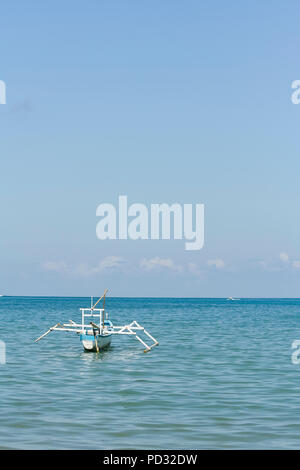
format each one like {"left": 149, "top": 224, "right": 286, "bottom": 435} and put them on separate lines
{"left": 140, "top": 257, "right": 182, "bottom": 272}
{"left": 257, "top": 260, "right": 282, "bottom": 272}
{"left": 207, "top": 258, "right": 225, "bottom": 269}
{"left": 279, "top": 252, "right": 289, "bottom": 263}
{"left": 293, "top": 261, "right": 300, "bottom": 269}
{"left": 42, "top": 261, "right": 67, "bottom": 273}
{"left": 187, "top": 262, "right": 204, "bottom": 277}
{"left": 97, "top": 256, "right": 125, "bottom": 271}
{"left": 74, "top": 257, "right": 125, "bottom": 277}
{"left": 42, "top": 257, "right": 125, "bottom": 278}
{"left": 258, "top": 260, "right": 268, "bottom": 270}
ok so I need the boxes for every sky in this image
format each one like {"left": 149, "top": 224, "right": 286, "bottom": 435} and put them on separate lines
{"left": 1, "top": 0, "right": 300, "bottom": 297}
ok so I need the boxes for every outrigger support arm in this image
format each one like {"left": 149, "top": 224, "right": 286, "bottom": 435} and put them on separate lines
{"left": 111, "top": 320, "right": 159, "bottom": 353}
{"left": 34, "top": 323, "right": 62, "bottom": 343}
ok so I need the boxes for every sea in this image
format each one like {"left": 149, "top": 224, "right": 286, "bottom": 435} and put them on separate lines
{"left": 0, "top": 296, "right": 300, "bottom": 449}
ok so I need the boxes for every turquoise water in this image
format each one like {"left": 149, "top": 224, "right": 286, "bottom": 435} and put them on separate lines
{"left": 1, "top": 296, "right": 300, "bottom": 449}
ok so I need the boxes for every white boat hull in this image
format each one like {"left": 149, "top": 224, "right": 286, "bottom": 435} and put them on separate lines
{"left": 81, "top": 333, "right": 112, "bottom": 352}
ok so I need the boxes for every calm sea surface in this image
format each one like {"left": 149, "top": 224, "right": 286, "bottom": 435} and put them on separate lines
{"left": 1, "top": 296, "right": 300, "bottom": 449}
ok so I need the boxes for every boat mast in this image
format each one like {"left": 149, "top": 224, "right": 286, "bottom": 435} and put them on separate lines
{"left": 103, "top": 290, "right": 106, "bottom": 330}
{"left": 89, "top": 289, "right": 108, "bottom": 332}
{"left": 91, "top": 289, "right": 108, "bottom": 311}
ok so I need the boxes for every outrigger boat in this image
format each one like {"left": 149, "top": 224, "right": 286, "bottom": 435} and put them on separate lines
{"left": 34, "top": 289, "right": 159, "bottom": 353}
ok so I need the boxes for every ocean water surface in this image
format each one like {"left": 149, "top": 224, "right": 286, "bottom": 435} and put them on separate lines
{"left": 1, "top": 296, "right": 300, "bottom": 449}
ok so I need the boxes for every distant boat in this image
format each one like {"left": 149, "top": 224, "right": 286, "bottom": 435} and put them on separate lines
{"left": 227, "top": 297, "right": 240, "bottom": 301}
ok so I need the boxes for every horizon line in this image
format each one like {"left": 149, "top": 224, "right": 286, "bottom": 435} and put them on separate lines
{"left": 1, "top": 295, "right": 300, "bottom": 300}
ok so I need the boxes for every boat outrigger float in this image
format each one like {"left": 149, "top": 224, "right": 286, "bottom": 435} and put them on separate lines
{"left": 34, "top": 289, "right": 159, "bottom": 353}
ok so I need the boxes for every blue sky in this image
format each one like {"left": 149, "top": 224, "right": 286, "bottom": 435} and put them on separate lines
{"left": 1, "top": 0, "right": 300, "bottom": 296}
